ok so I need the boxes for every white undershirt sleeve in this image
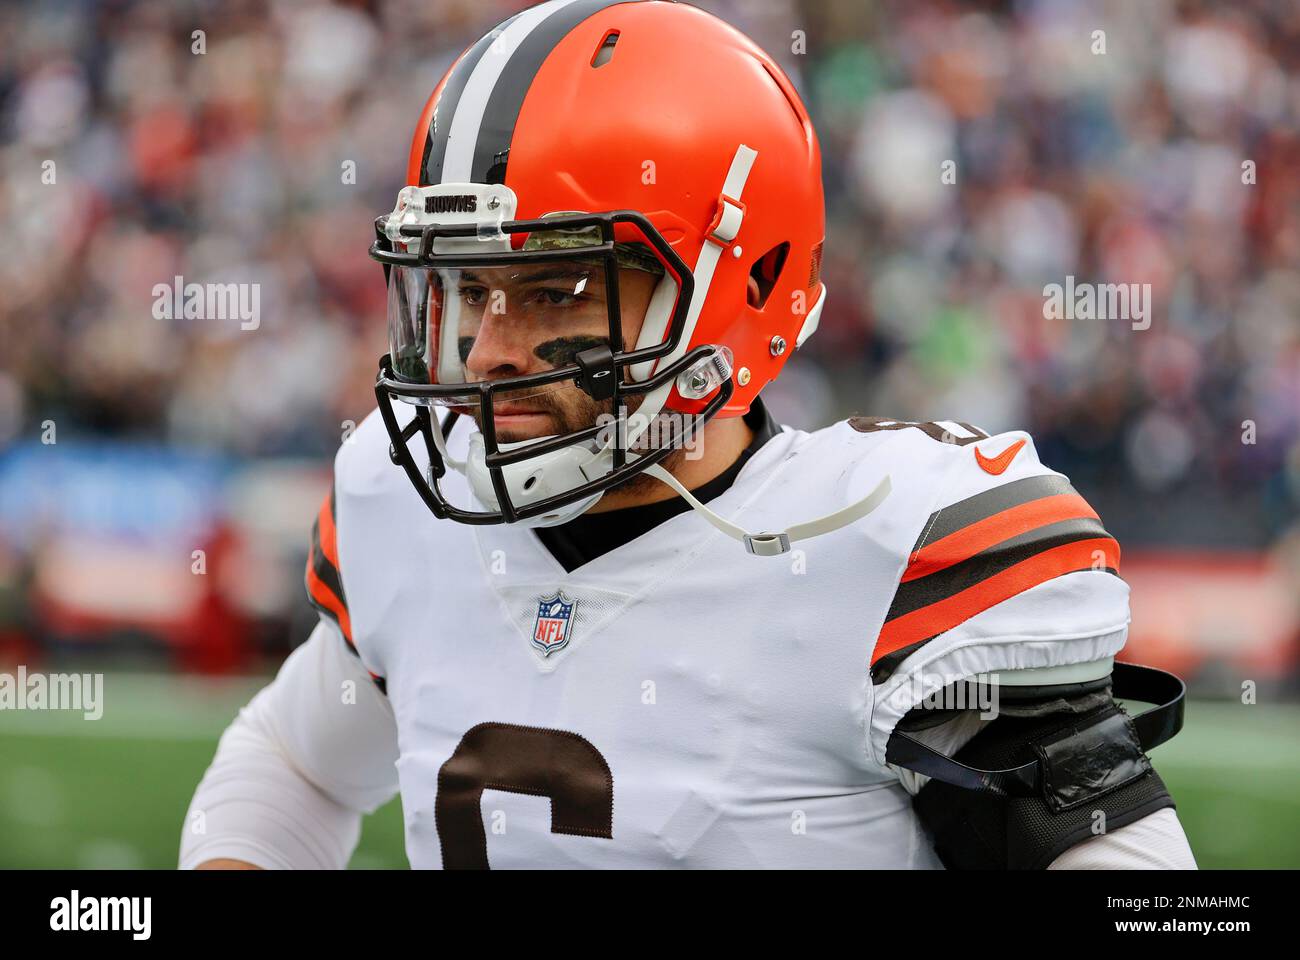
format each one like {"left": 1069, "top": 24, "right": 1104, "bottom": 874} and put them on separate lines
{"left": 1047, "top": 807, "right": 1197, "bottom": 869}
{"left": 178, "top": 620, "right": 401, "bottom": 870}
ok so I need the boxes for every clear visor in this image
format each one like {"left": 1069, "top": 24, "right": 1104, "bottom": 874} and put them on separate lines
{"left": 387, "top": 255, "right": 613, "bottom": 405}
{"left": 383, "top": 216, "right": 675, "bottom": 451}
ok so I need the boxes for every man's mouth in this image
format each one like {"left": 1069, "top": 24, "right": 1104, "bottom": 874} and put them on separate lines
{"left": 493, "top": 402, "right": 545, "bottom": 416}
{"left": 453, "top": 400, "right": 555, "bottom": 436}
{"left": 493, "top": 403, "right": 551, "bottom": 426}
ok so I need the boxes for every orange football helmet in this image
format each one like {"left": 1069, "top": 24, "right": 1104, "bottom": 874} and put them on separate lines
{"left": 372, "top": 0, "right": 825, "bottom": 527}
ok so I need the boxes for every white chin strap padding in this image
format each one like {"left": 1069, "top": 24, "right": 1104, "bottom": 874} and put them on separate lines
{"left": 464, "top": 433, "right": 605, "bottom": 528}
{"left": 643, "top": 464, "right": 892, "bottom": 556}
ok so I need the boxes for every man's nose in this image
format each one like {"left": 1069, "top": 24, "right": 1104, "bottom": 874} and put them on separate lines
{"left": 463, "top": 302, "right": 534, "bottom": 380}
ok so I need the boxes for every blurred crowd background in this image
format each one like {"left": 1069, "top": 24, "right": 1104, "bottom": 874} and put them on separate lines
{"left": 0, "top": 0, "right": 1297, "bottom": 867}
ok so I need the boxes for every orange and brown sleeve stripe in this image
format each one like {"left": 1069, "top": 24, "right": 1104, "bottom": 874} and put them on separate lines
{"left": 871, "top": 475, "right": 1120, "bottom": 683}
{"left": 305, "top": 486, "right": 354, "bottom": 651}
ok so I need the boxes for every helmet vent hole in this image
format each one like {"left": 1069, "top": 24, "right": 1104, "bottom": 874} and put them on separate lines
{"left": 523, "top": 474, "right": 539, "bottom": 491}
{"left": 592, "top": 31, "right": 619, "bottom": 68}
{"left": 748, "top": 242, "right": 789, "bottom": 310}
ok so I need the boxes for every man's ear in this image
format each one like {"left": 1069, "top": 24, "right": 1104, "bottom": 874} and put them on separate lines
{"left": 746, "top": 275, "right": 762, "bottom": 308}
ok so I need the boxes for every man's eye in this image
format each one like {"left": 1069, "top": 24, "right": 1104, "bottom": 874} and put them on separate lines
{"left": 459, "top": 286, "right": 488, "bottom": 305}
{"left": 534, "top": 287, "right": 579, "bottom": 306}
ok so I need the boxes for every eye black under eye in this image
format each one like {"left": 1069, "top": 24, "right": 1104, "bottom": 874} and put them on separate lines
{"left": 455, "top": 334, "right": 616, "bottom": 368}
{"left": 533, "top": 335, "right": 612, "bottom": 367}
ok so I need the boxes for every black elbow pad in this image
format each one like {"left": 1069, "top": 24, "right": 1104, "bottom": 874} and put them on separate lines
{"left": 894, "top": 662, "right": 1184, "bottom": 870}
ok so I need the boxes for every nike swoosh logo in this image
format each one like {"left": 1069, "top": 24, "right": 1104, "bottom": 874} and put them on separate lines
{"left": 974, "top": 438, "right": 1026, "bottom": 476}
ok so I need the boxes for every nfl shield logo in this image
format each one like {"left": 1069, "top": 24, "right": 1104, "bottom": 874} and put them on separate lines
{"left": 532, "top": 592, "right": 577, "bottom": 657}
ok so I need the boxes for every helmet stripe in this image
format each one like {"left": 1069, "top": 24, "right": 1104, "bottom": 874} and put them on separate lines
{"left": 419, "top": 11, "right": 524, "bottom": 186}
{"left": 434, "top": 0, "right": 634, "bottom": 186}
{"left": 468, "top": 0, "right": 632, "bottom": 184}
{"left": 440, "top": 0, "right": 592, "bottom": 184}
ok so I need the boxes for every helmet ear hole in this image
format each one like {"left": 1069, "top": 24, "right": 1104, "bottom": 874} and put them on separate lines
{"left": 748, "top": 241, "right": 789, "bottom": 310}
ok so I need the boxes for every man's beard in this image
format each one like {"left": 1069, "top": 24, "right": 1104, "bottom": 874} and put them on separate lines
{"left": 471, "top": 385, "right": 627, "bottom": 442}
{"left": 471, "top": 387, "right": 687, "bottom": 498}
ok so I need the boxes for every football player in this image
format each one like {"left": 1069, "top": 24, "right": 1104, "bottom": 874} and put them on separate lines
{"left": 181, "top": 0, "right": 1195, "bottom": 870}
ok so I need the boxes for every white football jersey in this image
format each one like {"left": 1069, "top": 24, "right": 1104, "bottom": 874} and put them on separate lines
{"left": 303, "top": 407, "right": 1131, "bottom": 868}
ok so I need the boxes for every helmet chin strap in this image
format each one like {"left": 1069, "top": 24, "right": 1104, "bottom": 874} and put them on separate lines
{"left": 642, "top": 463, "right": 892, "bottom": 556}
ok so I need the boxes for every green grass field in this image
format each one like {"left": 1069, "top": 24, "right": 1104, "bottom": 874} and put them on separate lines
{"left": 1, "top": 673, "right": 1296, "bottom": 868}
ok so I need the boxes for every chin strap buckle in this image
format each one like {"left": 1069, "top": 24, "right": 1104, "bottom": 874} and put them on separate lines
{"left": 706, "top": 194, "right": 747, "bottom": 247}
{"left": 744, "top": 532, "right": 792, "bottom": 556}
